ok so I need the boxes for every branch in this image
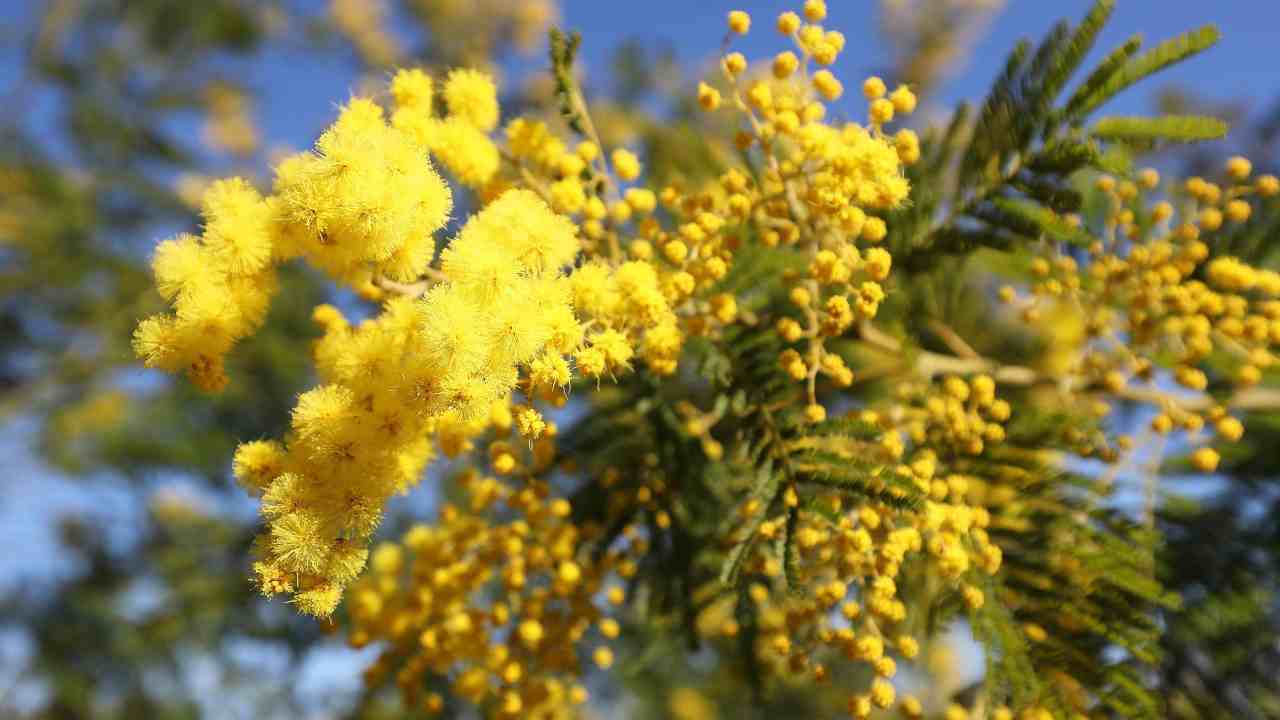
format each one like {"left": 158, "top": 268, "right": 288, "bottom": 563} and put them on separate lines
{"left": 375, "top": 268, "right": 445, "bottom": 298}
{"left": 927, "top": 320, "right": 982, "bottom": 359}
{"left": 859, "top": 323, "right": 1280, "bottom": 413}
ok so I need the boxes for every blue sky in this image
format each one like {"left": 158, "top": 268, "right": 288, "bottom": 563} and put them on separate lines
{"left": 3, "top": 1, "right": 1276, "bottom": 173}
{"left": 212, "top": 1, "right": 1280, "bottom": 171}
{"left": 560, "top": 0, "right": 1280, "bottom": 114}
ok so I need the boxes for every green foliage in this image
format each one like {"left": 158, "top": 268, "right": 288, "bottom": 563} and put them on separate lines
{"left": 1158, "top": 404, "right": 1280, "bottom": 719}
{"left": 549, "top": 28, "right": 586, "bottom": 136}
{"left": 1067, "top": 25, "right": 1222, "bottom": 122}
{"left": 984, "top": 196, "right": 1091, "bottom": 245}
{"left": 1091, "top": 115, "right": 1229, "bottom": 143}
{"left": 959, "top": 421, "right": 1179, "bottom": 717}
{"left": 892, "top": 2, "right": 1224, "bottom": 272}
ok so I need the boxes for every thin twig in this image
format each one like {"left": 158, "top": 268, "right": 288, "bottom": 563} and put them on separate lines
{"left": 863, "top": 325, "right": 1280, "bottom": 412}
{"left": 927, "top": 320, "right": 981, "bottom": 359}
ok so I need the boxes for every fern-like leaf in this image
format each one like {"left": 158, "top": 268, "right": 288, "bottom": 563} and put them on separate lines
{"left": 1069, "top": 25, "right": 1220, "bottom": 121}
{"left": 1091, "top": 114, "right": 1228, "bottom": 143}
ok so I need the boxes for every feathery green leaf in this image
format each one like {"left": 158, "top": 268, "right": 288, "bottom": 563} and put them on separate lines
{"left": 1091, "top": 114, "right": 1228, "bottom": 143}
{"left": 1070, "top": 25, "right": 1220, "bottom": 120}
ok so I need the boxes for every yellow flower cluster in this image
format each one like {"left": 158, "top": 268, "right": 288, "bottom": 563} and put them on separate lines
{"left": 235, "top": 186, "right": 581, "bottom": 616}
{"left": 410, "top": 0, "right": 558, "bottom": 64}
{"left": 1007, "top": 157, "right": 1280, "bottom": 466}
{"left": 710, "top": 6, "right": 915, "bottom": 416}
{"left": 387, "top": 71, "right": 728, "bottom": 381}
{"left": 142, "top": 61, "right": 745, "bottom": 619}
{"left": 136, "top": 89, "right": 458, "bottom": 390}
{"left": 896, "top": 374, "right": 1010, "bottom": 456}
{"left": 133, "top": 178, "right": 279, "bottom": 391}
{"left": 390, "top": 68, "right": 504, "bottom": 190}
{"left": 345, "top": 474, "right": 635, "bottom": 717}
{"left": 705, "top": 377, "right": 1009, "bottom": 717}
{"left": 273, "top": 96, "right": 452, "bottom": 288}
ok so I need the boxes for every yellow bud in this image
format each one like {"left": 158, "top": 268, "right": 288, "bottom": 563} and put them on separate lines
{"left": 611, "top": 149, "right": 641, "bottom": 182}
{"left": 861, "top": 216, "right": 887, "bottom": 243}
{"left": 772, "top": 51, "right": 799, "bottom": 79}
{"left": 1215, "top": 416, "right": 1244, "bottom": 442}
{"left": 812, "top": 70, "right": 843, "bottom": 101}
{"left": 1226, "top": 199, "right": 1251, "bottom": 223}
{"left": 777, "top": 11, "right": 801, "bottom": 35}
{"left": 1199, "top": 207, "right": 1223, "bottom": 231}
{"left": 1226, "top": 155, "right": 1252, "bottom": 181}
{"left": 889, "top": 85, "right": 917, "bottom": 115}
{"left": 722, "top": 52, "right": 747, "bottom": 76}
{"left": 869, "top": 98, "right": 895, "bottom": 124}
{"left": 862, "top": 76, "right": 886, "bottom": 100}
{"left": 1190, "top": 447, "right": 1220, "bottom": 473}
{"left": 697, "top": 82, "right": 721, "bottom": 111}
{"left": 663, "top": 240, "right": 688, "bottom": 264}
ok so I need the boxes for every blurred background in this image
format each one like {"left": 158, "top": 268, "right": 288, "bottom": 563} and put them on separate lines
{"left": 2, "top": 1, "right": 1278, "bottom": 718}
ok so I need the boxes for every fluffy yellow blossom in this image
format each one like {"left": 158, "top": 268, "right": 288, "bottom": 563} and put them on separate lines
{"left": 134, "top": 176, "right": 282, "bottom": 391}
{"left": 612, "top": 148, "right": 641, "bottom": 181}
{"left": 890, "top": 84, "right": 917, "bottom": 114}
{"left": 135, "top": 78, "right": 595, "bottom": 615}
{"left": 773, "top": 51, "right": 800, "bottom": 78}
{"left": 723, "top": 52, "right": 747, "bottom": 76}
{"left": 443, "top": 68, "right": 499, "bottom": 131}
{"left": 273, "top": 97, "right": 451, "bottom": 285}
{"left": 862, "top": 76, "right": 886, "bottom": 100}
{"left": 390, "top": 68, "right": 433, "bottom": 113}
{"left": 697, "top": 82, "right": 722, "bottom": 110}
{"left": 777, "top": 11, "right": 801, "bottom": 35}
{"left": 1190, "top": 446, "right": 1220, "bottom": 472}
{"left": 420, "top": 117, "right": 501, "bottom": 188}
{"left": 812, "top": 70, "right": 843, "bottom": 100}
{"left": 244, "top": 186, "right": 584, "bottom": 615}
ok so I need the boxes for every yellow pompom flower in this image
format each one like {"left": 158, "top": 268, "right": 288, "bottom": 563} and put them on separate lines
{"left": 1226, "top": 155, "right": 1252, "bottom": 181}
{"left": 862, "top": 76, "right": 887, "bottom": 100}
{"left": 1190, "top": 447, "right": 1220, "bottom": 472}
{"left": 773, "top": 51, "right": 799, "bottom": 79}
{"left": 777, "top": 11, "right": 801, "bottom": 35}
{"left": 889, "top": 84, "right": 917, "bottom": 115}
{"left": 201, "top": 177, "right": 274, "bottom": 275}
{"left": 722, "top": 52, "right": 747, "bottom": 76}
{"left": 870, "top": 98, "right": 895, "bottom": 125}
{"left": 697, "top": 82, "right": 722, "bottom": 111}
{"left": 813, "top": 70, "right": 843, "bottom": 100}
{"left": 443, "top": 68, "right": 499, "bottom": 131}
{"left": 390, "top": 67, "right": 433, "bottom": 113}
{"left": 612, "top": 148, "right": 642, "bottom": 181}
{"left": 422, "top": 117, "right": 501, "bottom": 188}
